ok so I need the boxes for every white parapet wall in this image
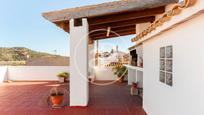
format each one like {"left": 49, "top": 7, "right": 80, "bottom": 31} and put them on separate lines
{"left": 94, "top": 67, "right": 118, "bottom": 81}
{"left": 0, "top": 66, "right": 8, "bottom": 83}
{"left": 1, "top": 66, "right": 69, "bottom": 81}
{"left": 125, "top": 65, "right": 143, "bottom": 87}
{"left": 0, "top": 66, "right": 120, "bottom": 82}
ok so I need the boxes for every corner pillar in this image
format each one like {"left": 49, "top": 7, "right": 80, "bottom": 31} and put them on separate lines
{"left": 69, "top": 18, "right": 89, "bottom": 106}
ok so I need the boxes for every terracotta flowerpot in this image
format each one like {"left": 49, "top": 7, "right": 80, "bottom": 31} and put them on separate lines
{"left": 51, "top": 95, "right": 64, "bottom": 106}
{"left": 132, "top": 82, "right": 138, "bottom": 88}
{"left": 131, "top": 82, "right": 138, "bottom": 95}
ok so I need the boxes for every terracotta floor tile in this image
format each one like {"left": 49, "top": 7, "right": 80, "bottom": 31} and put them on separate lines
{"left": 0, "top": 81, "right": 146, "bottom": 115}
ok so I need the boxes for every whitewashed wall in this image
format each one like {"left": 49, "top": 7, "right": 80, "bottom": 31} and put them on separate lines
{"left": 136, "top": 45, "right": 143, "bottom": 66}
{"left": 0, "top": 66, "right": 8, "bottom": 83}
{"left": 0, "top": 66, "right": 119, "bottom": 82}
{"left": 136, "top": 22, "right": 151, "bottom": 33}
{"left": 126, "top": 67, "right": 143, "bottom": 87}
{"left": 3, "top": 66, "right": 69, "bottom": 81}
{"left": 143, "top": 13, "right": 204, "bottom": 115}
{"left": 94, "top": 67, "right": 118, "bottom": 80}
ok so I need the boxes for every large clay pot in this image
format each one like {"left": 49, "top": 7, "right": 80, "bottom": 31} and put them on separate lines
{"left": 51, "top": 95, "right": 64, "bottom": 106}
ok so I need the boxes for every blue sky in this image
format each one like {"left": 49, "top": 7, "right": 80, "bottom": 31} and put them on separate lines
{"left": 0, "top": 0, "right": 135, "bottom": 56}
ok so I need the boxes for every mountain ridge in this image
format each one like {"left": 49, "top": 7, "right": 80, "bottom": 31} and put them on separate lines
{"left": 0, "top": 47, "right": 69, "bottom": 66}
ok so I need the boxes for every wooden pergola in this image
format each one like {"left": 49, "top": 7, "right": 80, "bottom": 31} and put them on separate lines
{"left": 43, "top": 0, "right": 178, "bottom": 40}
{"left": 42, "top": 0, "right": 178, "bottom": 107}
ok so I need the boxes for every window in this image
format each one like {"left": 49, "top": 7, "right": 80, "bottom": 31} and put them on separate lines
{"left": 160, "top": 46, "right": 173, "bottom": 86}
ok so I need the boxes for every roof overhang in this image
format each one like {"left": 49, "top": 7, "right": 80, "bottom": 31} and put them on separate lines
{"left": 42, "top": 0, "right": 178, "bottom": 40}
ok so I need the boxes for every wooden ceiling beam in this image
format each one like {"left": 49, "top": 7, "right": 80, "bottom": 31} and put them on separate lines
{"left": 54, "top": 7, "right": 163, "bottom": 33}
{"left": 91, "top": 29, "right": 136, "bottom": 40}
{"left": 90, "top": 25, "right": 136, "bottom": 37}
{"left": 88, "top": 6, "right": 165, "bottom": 25}
{"left": 89, "top": 16, "right": 155, "bottom": 31}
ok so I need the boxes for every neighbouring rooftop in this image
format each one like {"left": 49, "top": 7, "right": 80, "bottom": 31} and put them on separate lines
{"left": 42, "top": 0, "right": 178, "bottom": 40}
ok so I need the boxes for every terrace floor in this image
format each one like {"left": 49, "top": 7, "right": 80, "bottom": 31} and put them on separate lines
{"left": 0, "top": 81, "right": 146, "bottom": 115}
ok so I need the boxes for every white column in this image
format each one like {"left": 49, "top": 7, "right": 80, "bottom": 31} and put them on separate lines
{"left": 128, "top": 68, "right": 136, "bottom": 85}
{"left": 69, "top": 18, "right": 89, "bottom": 106}
{"left": 88, "top": 43, "right": 95, "bottom": 77}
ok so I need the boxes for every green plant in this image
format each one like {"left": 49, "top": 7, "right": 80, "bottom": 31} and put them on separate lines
{"left": 50, "top": 87, "right": 64, "bottom": 96}
{"left": 112, "top": 66, "right": 128, "bottom": 80}
{"left": 57, "top": 72, "right": 69, "bottom": 78}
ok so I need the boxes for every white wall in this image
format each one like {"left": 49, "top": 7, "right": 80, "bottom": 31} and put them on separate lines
{"left": 143, "top": 13, "right": 204, "bottom": 115}
{"left": 0, "top": 66, "right": 8, "bottom": 83}
{"left": 94, "top": 67, "right": 118, "bottom": 80}
{"left": 136, "top": 22, "right": 151, "bottom": 34}
{"left": 136, "top": 45, "right": 143, "bottom": 66}
{"left": 127, "top": 68, "right": 136, "bottom": 85}
{"left": 126, "top": 65, "right": 143, "bottom": 87}
{"left": 0, "top": 66, "right": 120, "bottom": 82}
{"left": 7, "top": 66, "right": 69, "bottom": 81}
{"left": 137, "top": 71, "right": 143, "bottom": 88}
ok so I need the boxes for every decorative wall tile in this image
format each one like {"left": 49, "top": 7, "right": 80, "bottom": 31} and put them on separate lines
{"left": 166, "top": 73, "right": 173, "bottom": 86}
{"left": 160, "top": 71, "right": 166, "bottom": 83}
{"left": 160, "top": 47, "right": 165, "bottom": 58}
{"left": 159, "top": 45, "right": 173, "bottom": 86}
{"left": 160, "top": 59, "right": 165, "bottom": 71}
{"left": 166, "top": 46, "right": 173, "bottom": 58}
{"left": 166, "top": 59, "right": 173, "bottom": 72}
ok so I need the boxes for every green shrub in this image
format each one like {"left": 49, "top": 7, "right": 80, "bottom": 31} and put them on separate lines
{"left": 112, "top": 66, "right": 128, "bottom": 78}
{"left": 57, "top": 72, "right": 69, "bottom": 78}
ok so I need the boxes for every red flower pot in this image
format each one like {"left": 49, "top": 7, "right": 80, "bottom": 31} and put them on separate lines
{"left": 51, "top": 95, "right": 64, "bottom": 106}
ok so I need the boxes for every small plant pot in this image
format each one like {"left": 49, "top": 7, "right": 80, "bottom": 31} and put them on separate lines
{"left": 50, "top": 95, "right": 64, "bottom": 107}
{"left": 131, "top": 82, "right": 138, "bottom": 95}
{"left": 59, "top": 77, "right": 64, "bottom": 83}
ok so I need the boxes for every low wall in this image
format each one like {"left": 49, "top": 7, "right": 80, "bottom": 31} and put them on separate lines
{"left": 0, "top": 66, "right": 121, "bottom": 82}
{"left": 0, "top": 66, "right": 8, "bottom": 83}
{"left": 94, "top": 67, "right": 118, "bottom": 80}
{"left": 0, "top": 66, "right": 69, "bottom": 81}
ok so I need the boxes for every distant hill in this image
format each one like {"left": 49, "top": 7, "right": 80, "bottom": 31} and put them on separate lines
{"left": 0, "top": 47, "right": 69, "bottom": 66}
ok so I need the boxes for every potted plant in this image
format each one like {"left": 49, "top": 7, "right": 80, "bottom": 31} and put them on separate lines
{"left": 131, "top": 82, "right": 138, "bottom": 95}
{"left": 57, "top": 72, "right": 69, "bottom": 83}
{"left": 112, "top": 66, "right": 128, "bottom": 83}
{"left": 50, "top": 87, "right": 64, "bottom": 107}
